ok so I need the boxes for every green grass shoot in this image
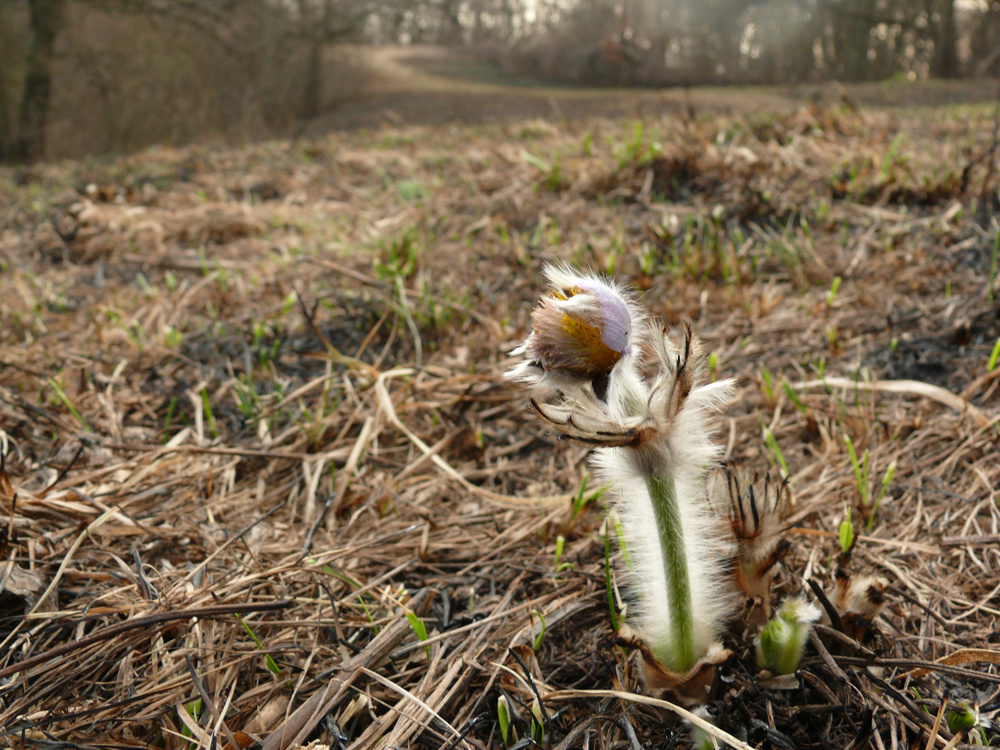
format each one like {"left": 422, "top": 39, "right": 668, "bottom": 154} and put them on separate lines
{"left": 763, "top": 426, "right": 789, "bottom": 478}
{"left": 497, "top": 695, "right": 513, "bottom": 746}
{"left": 782, "top": 380, "right": 808, "bottom": 415}
{"left": 235, "top": 613, "right": 281, "bottom": 675}
{"left": 553, "top": 534, "right": 573, "bottom": 573}
{"left": 604, "top": 530, "right": 619, "bottom": 631}
{"left": 180, "top": 697, "right": 202, "bottom": 740}
{"left": 199, "top": 387, "right": 219, "bottom": 439}
{"left": 532, "top": 609, "right": 547, "bottom": 652}
{"left": 843, "top": 434, "right": 870, "bottom": 505}
{"left": 760, "top": 366, "right": 774, "bottom": 402}
{"left": 47, "top": 377, "right": 92, "bottom": 432}
{"left": 405, "top": 608, "right": 430, "bottom": 658}
{"left": 571, "top": 474, "right": 607, "bottom": 521}
{"left": 571, "top": 474, "right": 591, "bottom": 519}
{"left": 521, "top": 149, "right": 551, "bottom": 173}
{"left": 827, "top": 275, "right": 842, "bottom": 305}
{"left": 164, "top": 326, "right": 183, "bottom": 349}
{"left": 530, "top": 697, "right": 545, "bottom": 745}
{"left": 989, "top": 337, "right": 1000, "bottom": 372}
{"left": 839, "top": 506, "right": 854, "bottom": 554}
{"left": 321, "top": 565, "right": 377, "bottom": 630}
{"left": 161, "top": 396, "right": 179, "bottom": 443}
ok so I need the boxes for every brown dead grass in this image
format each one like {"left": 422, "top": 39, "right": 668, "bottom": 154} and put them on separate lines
{"left": 0, "top": 90, "right": 999, "bottom": 750}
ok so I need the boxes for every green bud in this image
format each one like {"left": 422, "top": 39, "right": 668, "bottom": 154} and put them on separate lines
{"left": 497, "top": 695, "right": 513, "bottom": 746}
{"left": 946, "top": 705, "right": 978, "bottom": 735}
{"left": 530, "top": 697, "right": 545, "bottom": 745}
{"left": 756, "top": 597, "right": 821, "bottom": 675}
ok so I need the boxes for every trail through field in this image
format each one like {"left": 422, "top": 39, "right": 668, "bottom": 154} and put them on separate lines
{"left": 313, "top": 45, "right": 999, "bottom": 134}
{"left": 308, "top": 45, "right": 795, "bottom": 132}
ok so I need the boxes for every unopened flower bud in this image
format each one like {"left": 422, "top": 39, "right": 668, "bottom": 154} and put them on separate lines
{"left": 511, "top": 265, "right": 637, "bottom": 381}
{"left": 833, "top": 570, "right": 887, "bottom": 619}
{"left": 756, "top": 597, "right": 821, "bottom": 675}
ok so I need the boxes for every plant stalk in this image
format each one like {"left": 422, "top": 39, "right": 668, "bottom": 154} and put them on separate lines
{"left": 644, "top": 471, "right": 695, "bottom": 673}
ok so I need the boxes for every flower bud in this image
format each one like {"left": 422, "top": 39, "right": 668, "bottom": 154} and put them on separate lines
{"left": 511, "top": 266, "right": 637, "bottom": 380}
{"left": 756, "top": 597, "right": 821, "bottom": 675}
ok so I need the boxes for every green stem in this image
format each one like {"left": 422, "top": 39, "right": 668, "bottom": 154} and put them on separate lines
{"left": 645, "top": 472, "right": 695, "bottom": 673}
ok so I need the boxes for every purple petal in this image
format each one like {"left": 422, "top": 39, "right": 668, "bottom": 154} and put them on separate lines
{"left": 574, "top": 279, "right": 632, "bottom": 355}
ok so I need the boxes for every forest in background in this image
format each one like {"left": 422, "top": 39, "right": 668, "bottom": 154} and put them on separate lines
{"left": 2, "top": 0, "right": 1000, "bottom": 162}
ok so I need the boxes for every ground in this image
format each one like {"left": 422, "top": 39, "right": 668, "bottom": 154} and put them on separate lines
{"left": 0, "top": 47, "right": 999, "bottom": 750}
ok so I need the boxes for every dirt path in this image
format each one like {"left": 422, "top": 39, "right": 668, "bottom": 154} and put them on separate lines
{"left": 313, "top": 45, "right": 998, "bottom": 135}
{"left": 310, "top": 45, "right": 796, "bottom": 133}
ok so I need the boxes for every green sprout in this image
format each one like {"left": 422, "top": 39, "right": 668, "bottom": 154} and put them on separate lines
{"left": 161, "top": 396, "right": 179, "bottom": 443}
{"left": 180, "top": 698, "right": 203, "bottom": 740}
{"left": 497, "top": 695, "right": 514, "bottom": 746}
{"left": 532, "top": 610, "right": 547, "bottom": 652}
{"left": 164, "top": 326, "right": 183, "bottom": 349}
{"left": 760, "top": 366, "right": 775, "bottom": 403}
{"left": 235, "top": 613, "right": 280, "bottom": 676}
{"left": 199, "top": 387, "right": 219, "bottom": 439}
{"left": 553, "top": 535, "right": 573, "bottom": 573}
{"left": 989, "top": 337, "right": 1000, "bottom": 372}
{"left": 763, "top": 426, "right": 789, "bottom": 479}
{"left": 946, "top": 702, "right": 989, "bottom": 744}
{"left": 757, "top": 597, "right": 821, "bottom": 675}
{"left": 782, "top": 381, "right": 808, "bottom": 415}
{"left": 47, "top": 377, "right": 92, "bottom": 432}
{"left": 839, "top": 506, "right": 855, "bottom": 554}
{"left": 843, "top": 434, "right": 869, "bottom": 505}
{"left": 827, "top": 275, "right": 842, "bottom": 305}
{"left": 529, "top": 697, "right": 545, "bottom": 745}
{"left": 571, "top": 474, "right": 604, "bottom": 520}
{"left": 405, "top": 608, "right": 430, "bottom": 659}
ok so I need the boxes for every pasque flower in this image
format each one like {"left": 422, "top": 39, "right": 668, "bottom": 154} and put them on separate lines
{"left": 508, "top": 265, "right": 738, "bottom": 703}
{"left": 508, "top": 265, "right": 638, "bottom": 386}
{"left": 756, "top": 596, "right": 821, "bottom": 675}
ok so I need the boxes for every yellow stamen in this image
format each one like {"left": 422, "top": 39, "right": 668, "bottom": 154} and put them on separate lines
{"left": 560, "top": 314, "right": 621, "bottom": 374}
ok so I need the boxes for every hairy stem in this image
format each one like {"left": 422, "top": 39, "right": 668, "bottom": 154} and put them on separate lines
{"left": 645, "top": 471, "right": 696, "bottom": 673}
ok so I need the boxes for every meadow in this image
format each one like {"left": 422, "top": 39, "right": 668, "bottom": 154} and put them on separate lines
{"left": 1, "top": 54, "right": 999, "bottom": 748}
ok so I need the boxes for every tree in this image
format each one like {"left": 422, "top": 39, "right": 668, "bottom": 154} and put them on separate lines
{"left": 7, "top": 0, "right": 65, "bottom": 163}
{"left": 1, "top": 0, "right": 367, "bottom": 163}
{"left": 932, "top": 0, "right": 959, "bottom": 78}
{"left": 292, "top": 0, "right": 372, "bottom": 121}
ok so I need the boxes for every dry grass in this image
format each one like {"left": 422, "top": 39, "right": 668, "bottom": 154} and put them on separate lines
{"left": 1, "top": 89, "right": 999, "bottom": 749}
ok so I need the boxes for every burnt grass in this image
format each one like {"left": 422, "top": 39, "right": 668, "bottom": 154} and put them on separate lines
{"left": 1, "top": 83, "right": 1000, "bottom": 750}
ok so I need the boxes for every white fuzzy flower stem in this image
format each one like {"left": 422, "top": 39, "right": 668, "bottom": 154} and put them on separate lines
{"left": 644, "top": 470, "right": 696, "bottom": 673}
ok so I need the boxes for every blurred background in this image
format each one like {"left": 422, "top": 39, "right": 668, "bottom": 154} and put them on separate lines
{"left": 2, "top": 0, "right": 998, "bottom": 163}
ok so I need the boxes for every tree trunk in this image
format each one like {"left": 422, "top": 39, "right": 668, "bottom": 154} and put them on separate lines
{"left": 827, "top": 0, "right": 865, "bottom": 81}
{"left": 13, "top": 0, "right": 65, "bottom": 163}
{"left": 301, "top": 37, "right": 322, "bottom": 120}
{"left": 440, "top": 0, "right": 463, "bottom": 45}
{"left": 0, "top": 67, "right": 11, "bottom": 160}
{"left": 933, "top": 0, "right": 959, "bottom": 78}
